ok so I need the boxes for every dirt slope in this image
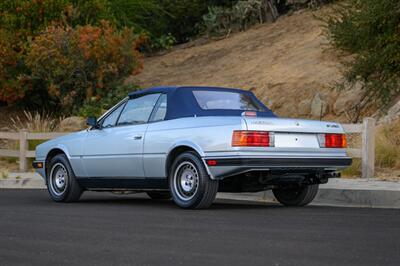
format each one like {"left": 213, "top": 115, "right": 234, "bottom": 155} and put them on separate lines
{"left": 130, "top": 7, "right": 347, "bottom": 120}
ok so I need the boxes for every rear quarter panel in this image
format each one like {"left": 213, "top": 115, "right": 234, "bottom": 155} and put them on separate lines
{"left": 143, "top": 116, "right": 246, "bottom": 178}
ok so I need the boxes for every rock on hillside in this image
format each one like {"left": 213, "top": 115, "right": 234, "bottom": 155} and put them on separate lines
{"left": 128, "top": 7, "right": 364, "bottom": 122}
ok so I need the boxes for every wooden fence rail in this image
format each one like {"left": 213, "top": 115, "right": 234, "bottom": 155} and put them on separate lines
{"left": 0, "top": 118, "right": 376, "bottom": 178}
{"left": 342, "top": 117, "right": 376, "bottom": 179}
{"left": 0, "top": 130, "right": 68, "bottom": 172}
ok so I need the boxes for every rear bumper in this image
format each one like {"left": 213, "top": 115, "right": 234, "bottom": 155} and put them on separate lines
{"left": 204, "top": 157, "right": 352, "bottom": 179}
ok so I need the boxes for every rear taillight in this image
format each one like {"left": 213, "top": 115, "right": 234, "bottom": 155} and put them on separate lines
{"left": 318, "top": 133, "right": 347, "bottom": 148}
{"left": 232, "top": 131, "right": 273, "bottom": 147}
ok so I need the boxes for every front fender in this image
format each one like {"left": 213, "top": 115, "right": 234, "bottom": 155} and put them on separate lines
{"left": 35, "top": 141, "right": 71, "bottom": 161}
{"left": 48, "top": 144, "right": 71, "bottom": 159}
{"left": 34, "top": 143, "right": 71, "bottom": 180}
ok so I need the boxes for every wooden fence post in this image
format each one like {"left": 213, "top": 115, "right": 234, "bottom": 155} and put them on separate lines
{"left": 361, "top": 118, "right": 375, "bottom": 179}
{"left": 19, "top": 129, "right": 28, "bottom": 172}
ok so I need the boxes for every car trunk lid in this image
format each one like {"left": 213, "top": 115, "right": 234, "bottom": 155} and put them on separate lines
{"left": 243, "top": 117, "right": 344, "bottom": 149}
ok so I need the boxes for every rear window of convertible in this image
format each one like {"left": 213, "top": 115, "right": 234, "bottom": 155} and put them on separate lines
{"left": 192, "top": 90, "right": 263, "bottom": 111}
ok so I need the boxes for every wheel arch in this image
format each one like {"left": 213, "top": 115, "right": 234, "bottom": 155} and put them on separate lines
{"left": 165, "top": 142, "right": 211, "bottom": 178}
{"left": 44, "top": 147, "right": 69, "bottom": 178}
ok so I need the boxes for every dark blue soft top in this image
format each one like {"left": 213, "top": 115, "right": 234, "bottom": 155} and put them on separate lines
{"left": 128, "top": 86, "right": 276, "bottom": 120}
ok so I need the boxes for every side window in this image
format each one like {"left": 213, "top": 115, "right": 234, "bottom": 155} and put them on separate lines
{"left": 101, "top": 102, "right": 126, "bottom": 128}
{"left": 150, "top": 94, "right": 167, "bottom": 122}
{"left": 117, "top": 94, "right": 161, "bottom": 125}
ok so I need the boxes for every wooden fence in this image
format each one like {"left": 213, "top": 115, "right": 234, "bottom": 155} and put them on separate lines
{"left": 342, "top": 117, "right": 376, "bottom": 179}
{"left": 0, "top": 130, "right": 67, "bottom": 172}
{"left": 0, "top": 118, "right": 376, "bottom": 178}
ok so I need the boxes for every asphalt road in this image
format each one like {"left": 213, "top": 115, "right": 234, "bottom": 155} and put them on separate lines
{"left": 0, "top": 189, "right": 399, "bottom": 266}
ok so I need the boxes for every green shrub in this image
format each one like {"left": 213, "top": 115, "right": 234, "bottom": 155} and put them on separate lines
{"left": 0, "top": 0, "right": 243, "bottom": 111}
{"left": 108, "top": 0, "right": 165, "bottom": 32}
{"left": 114, "top": 0, "right": 238, "bottom": 44}
{"left": 25, "top": 21, "right": 145, "bottom": 113}
{"left": 0, "top": 29, "right": 30, "bottom": 104}
{"left": 0, "top": 0, "right": 70, "bottom": 105}
{"left": 0, "top": 0, "right": 115, "bottom": 36}
{"left": 77, "top": 84, "right": 139, "bottom": 117}
{"left": 147, "top": 34, "right": 177, "bottom": 51}
{"left": 158, "top": 0, "right": 209, "bottom": 43}
{"left": 232, "top": 0, "right": 264, "bottom": 31}
{"left": 203, "top": 6, "right": 232, "bottom": 37}
{"left": 108, "top": 0, "right": 212, "bottom": 44}
{"left": 0, "top": 0, "right": 69, "bottom": 36}
{"left": 324, "top": 0, "right": 400, "bottom": 106}
{"left": 0, "top": 0, "right": 121, "bottom": 107}
{"left": 69, "top": 0, "right": 115, "bottom": 26}
{"left": 202, "top": 0, "right": 278, "bottom": 37}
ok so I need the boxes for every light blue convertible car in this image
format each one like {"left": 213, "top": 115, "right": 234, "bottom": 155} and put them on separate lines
{"left": 34, "top": 86, "right": 351, "bottom": 209}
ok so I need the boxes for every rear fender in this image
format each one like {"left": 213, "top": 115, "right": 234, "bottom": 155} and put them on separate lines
{"left": 167, "top": 141, "right": 215, "bottom": 179}
{"left": 168, "top": 141, "right": 205, "bottom": 157}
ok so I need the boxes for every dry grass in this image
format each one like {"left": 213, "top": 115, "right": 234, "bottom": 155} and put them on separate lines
{"left": 342, "top": 119, "right": 400, "bottom": 180}
{"left": 342, "top": 158, "right": 361, "bottom": 178}
{"left": 1, "top": 110, "right": 62, "bottom": 150}
{"left": 375, "top": 119, "right": 400, "bottom": 169}
{"left": 0, "top": 158, "right": 17, "bottom": 173}
{"left": 5, "top": 111, "right": 62, "bottom": 133}
{"left": 0, "top": 111, "right": 63, "bottom": 172}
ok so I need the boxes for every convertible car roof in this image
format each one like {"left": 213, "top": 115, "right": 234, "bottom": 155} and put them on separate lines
{"left": 128, "top": 86, "right": 276, "bottom": 120}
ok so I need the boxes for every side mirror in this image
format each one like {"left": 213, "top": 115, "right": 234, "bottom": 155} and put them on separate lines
{"left": 86, "top": 116, "right": 98, "bottom": 127}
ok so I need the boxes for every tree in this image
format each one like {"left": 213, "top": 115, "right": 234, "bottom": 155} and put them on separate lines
{"left": 325, "top": 0, "right": 400, "bottom": 106}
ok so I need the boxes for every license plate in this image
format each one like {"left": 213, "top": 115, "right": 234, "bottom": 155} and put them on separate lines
{"left": 274, "top": 133, "right": 320, "bottom": 148}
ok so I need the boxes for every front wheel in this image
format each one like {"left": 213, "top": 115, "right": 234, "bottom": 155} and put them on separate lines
{"left": 46, "top": 154, "right": 83, "bottom": 202}
{"left": 272, "top": 184, "right": 319, "bottom": 206}
{"left": 169, "top": 152, "right": 218, "bottom": 209}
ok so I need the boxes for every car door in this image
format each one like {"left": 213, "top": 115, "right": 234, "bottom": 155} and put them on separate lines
{"left": 143, "top": 94, "right": 169, "bottom": 178}
{"left": 82, "top": 93, "right": 161, "bottom": 178}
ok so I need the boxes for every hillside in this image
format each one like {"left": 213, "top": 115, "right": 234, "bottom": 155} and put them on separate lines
{"left": 129, "top": 7, "right": 361, "bottom": 122}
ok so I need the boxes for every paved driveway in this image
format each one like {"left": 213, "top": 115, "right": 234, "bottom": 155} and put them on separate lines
{"left": 0, "top": 189, "right": 399, "bottom": 266}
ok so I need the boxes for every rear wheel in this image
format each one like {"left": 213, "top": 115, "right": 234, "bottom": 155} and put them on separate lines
{"left": 47, "top": 154, "right": 83, "bottom": 202}
{"left": 272, "top": 184, "right": 319, "bottom": 206}
{"left": 169, "top": 152, "right": 218, "bottom": 209}
{"left": 146, "top": 191, "right": 171, "bottom": 200}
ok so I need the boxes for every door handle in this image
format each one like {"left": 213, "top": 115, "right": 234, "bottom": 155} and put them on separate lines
{"left": 133, "top": 135, "right": 142, "bottom": 140}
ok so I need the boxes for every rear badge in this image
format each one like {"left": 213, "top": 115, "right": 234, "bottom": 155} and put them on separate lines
{"left": 251, "top": 121, "right": 273, "bottom": 125}
{"left": 326, "top": 124, "right": 339, "bottom": 128}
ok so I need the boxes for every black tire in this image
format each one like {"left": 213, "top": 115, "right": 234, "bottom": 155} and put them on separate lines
{"left": 46, "top": 154, "right": 83, "bottom": 202}
{"left": 272, "top": 184, "right": 319, "bottom": 207}
{"left": 169, "top": 152, "right": 218, "bottom": 209}
{"left": 146, "top": 191, "right": 171, "bottom": 200}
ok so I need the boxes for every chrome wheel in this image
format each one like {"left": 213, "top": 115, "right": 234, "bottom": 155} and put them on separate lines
{"left": 173, "top": 162, "right": 199, "bottom": 201}
{"left": 49, "top": 163, "right": 68, "bottom": 196}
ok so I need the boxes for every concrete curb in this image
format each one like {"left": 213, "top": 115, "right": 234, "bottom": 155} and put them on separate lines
{"left": 0, "top": 172, "right": 46, "bottom": 189}
{"left": 1, "top": 174, "right": 399, "bottom": 208}
{"left": 219, "top": 179, "right": 400, "bottom": 209}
